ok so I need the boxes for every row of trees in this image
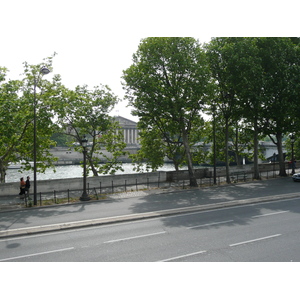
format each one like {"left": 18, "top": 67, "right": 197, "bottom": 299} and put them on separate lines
{"left": 2, "top": 38, "right": 300, "bottom": 186}
{"left": 122, "top": 37, "right": 300, "bottom": 186}
{"left": 0, "top": 54, "right": 126, "bottom": 183}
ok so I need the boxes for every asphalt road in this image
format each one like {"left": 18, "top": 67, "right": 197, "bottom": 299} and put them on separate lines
{"left": 1, "top": 196, "right": 300, "bottom": 262}
{"left": 1, "top": 176, "right": 300, "bottom": 234}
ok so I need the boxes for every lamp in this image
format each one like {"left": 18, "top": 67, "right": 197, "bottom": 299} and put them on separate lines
{"left": 33, "top": 66, "right": 50, "bottom": 206}
{"left": 40, "top": 66, "right": 50, "bottom": 75}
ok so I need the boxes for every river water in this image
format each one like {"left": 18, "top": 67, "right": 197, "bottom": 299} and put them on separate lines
{"left": 5, "top": 163, "right": 187, "bottom": 183}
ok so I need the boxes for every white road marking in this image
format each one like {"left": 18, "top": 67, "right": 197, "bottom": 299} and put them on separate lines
{"left": 103, "top": 231, "right": 166, "bottom": 243}
{"left": 158, "top": 250, "right": 207, "bottom": 262}
{"left": 0, "top": 199, "right": 296, "bottom": 242}
{"left": 0, "top": 247, "right": 74, "bottom": 262}
{"left": 187, "top": 220, "right": 234, "bottom": 229}
{"left": 230, "top": 234, "right": 282, "bottom": 247}
{"left": 252, "top": 211, "right": 289, "bottom": 218}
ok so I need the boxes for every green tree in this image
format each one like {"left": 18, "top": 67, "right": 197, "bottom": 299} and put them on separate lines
{"left": 55, "top": 84, "right": 127, "bottom": 176}
{"left": 206, "top": 38, "right": 245, "bottom": 182}
{"left": 123, "top": 37, "right": 213, "bottom": 186}
{"left": 0, "top": 68, "right": 24, "bottom": 182}
{"left": 129, "top": 125, "right": 174, "bottom": 172}
{"left": 131, "top": 117, "right": 205, "bottom": 172}
{"left": 207, "top": 37, "right": 275, "bottom": 179}
{"left": 50, "top": 132, "right": 73, "bottom": 147}
{"left": 0, "top": 56, "right": 59, "bottom": 183}
{"left": 255, "top": 37, "right": 300, "bottom": 176}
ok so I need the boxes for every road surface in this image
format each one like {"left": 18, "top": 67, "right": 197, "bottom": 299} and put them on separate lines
{"left": 1, "top": 196, "right": 300, "bottom": 261}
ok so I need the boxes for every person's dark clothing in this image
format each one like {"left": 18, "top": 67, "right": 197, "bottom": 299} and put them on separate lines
{"left": 25, "top": 179, "right": 30, "bottom": 190}
{"left": 19, "top": 178, "right": 26, "bottom": 195}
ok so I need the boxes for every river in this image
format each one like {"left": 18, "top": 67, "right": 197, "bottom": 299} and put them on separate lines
{"left": 5, "top": 163, "right": 188, "bottom": 183}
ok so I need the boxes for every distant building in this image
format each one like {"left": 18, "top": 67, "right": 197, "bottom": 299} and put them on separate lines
{"left": 114, "top": 116, "right": 139, "bottom": 146}
{"left": 65, "top": 116, "right": 140, "bottom": 148}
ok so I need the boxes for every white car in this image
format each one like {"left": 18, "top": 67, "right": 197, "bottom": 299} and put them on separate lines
{"left": 292, "top": 173, "right": 300, "bottom": 182}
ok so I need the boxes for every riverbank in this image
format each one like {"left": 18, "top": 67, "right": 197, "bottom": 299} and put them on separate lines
{"left": 1, "top": 162, "right": 289, "bottom": 199}
{"left": 49, "top": 146, "right": 140, "bottom": 165}
{"left": 5, "top": 163, "right": 181, "bottom": 183}
{"left": 0, "top": 171, "right": 167, "bottom": 199}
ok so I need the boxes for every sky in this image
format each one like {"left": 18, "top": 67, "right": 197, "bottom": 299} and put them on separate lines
{"left": 1, "top": 0, "right": 298, "bottom": 123}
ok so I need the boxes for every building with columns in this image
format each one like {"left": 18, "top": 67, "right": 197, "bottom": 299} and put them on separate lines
{"left": 114, "top": 116, "right": 139, "bottom": 146}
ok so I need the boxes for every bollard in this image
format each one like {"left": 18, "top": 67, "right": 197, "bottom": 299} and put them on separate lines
{"left": 94, "top": 187, "right": 98, "bottom": 200}
{"left": 24, "top": 193, "right": 28, "bottom": 207}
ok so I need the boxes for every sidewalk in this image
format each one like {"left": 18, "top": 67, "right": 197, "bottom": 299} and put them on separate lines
{"left": 0, "top": 166, "right": 294, "bottom": 211}
{"left": 1, "top": 176, "right": 300, "bottom": 238}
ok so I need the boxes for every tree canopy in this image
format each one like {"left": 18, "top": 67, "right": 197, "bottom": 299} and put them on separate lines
{"left": 2, "top": 37, "right": 300, "bottom": 185}
{"left": 0, "top": 56, "right": 58, "bottom": 182}
{"left": 54, "top": 84, "right": 127, "bottom": 175}
{"left": 210, "top": 38, "right": 300, "bottom": 177}
{"left": 123, "top": 37, "right": 214, "bottom": 186}
{"left": 0, "top": 55, "right": 126, "bottom": 182}
{"left": 123, "top": 37, "right": 300, "bottom": 183}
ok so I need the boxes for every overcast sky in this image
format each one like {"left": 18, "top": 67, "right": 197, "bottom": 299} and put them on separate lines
{"left": 1, "top": 0, "right": 297, "bottom": 122}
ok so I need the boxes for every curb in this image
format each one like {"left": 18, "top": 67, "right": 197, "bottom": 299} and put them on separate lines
{"left": 1, "top": 192, "right": 300, "bottom": 239}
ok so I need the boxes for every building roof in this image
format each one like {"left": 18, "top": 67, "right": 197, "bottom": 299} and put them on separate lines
{"left": 114, "top": 116, "right": 137, "bottom": 127}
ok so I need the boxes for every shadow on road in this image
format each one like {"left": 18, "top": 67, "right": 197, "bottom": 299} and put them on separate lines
{"left": 129, "top": 177, "right": 300, "bottom": 230}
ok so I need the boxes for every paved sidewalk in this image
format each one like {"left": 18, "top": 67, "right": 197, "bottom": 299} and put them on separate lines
{"left": 1, "top": 176, "right": 300, "bottom": 238}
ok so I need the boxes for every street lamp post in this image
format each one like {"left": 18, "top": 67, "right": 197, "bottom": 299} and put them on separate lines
{"left": 213, "top": 109, "right": 217, "bottom": 185}
{"left": 80, "top": 136, "right": 91, "bottom": 201}
{"left": 290, "top": 134, "right": 295, "bottom": 175}
{"left": 273, "top": 152, "right": 276, "bottom": 178}
{"left": 33, "top": 66, "right": 50, "bottom": 206}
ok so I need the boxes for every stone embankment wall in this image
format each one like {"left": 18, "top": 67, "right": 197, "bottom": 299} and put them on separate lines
{"left": 0, "top": 171, "right": 167, "bottom": 197}
{"left": 166, "top": 168, "right": 210, "bottom": 181}
{"left": 166, "top": 162, "right": 291, "bottom": 181}
{"left": 0, "top": 163, "right": 292, "bottom": 197}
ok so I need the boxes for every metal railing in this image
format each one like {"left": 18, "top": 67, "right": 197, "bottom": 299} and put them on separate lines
{"left": 18, "top": 167, "right": 297, "bottom": 207}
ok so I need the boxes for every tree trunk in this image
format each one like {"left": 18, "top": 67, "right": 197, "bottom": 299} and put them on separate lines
{"left": 182, "top": 127, "right": 197, "bottom": 187}
{"left": 87, "top": 153, "right": 99, "bottom": 176}
{"left": 253, "top": 119, "right": 260, "bottom": 180}
{"left": 174, "top": 162, "right": 179, "bottom": 172}
{"left": 0, "top": 160, "right": 7, "bottom": 183}
{"left": 235, "top": 126, "right": 242, "bottom": 167}
{"left": 225, "top": 117, "right": 231, "bottom": 184}
{"left": 277, "top": 133, "right": 287, "bottom": 177}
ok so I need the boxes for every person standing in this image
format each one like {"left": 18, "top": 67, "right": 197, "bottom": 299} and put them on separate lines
{"left": 25, "top": 176, "right": 31, "bottom": 198}
{"left": 19, "top": 177, "right": 26, "bottom": 196}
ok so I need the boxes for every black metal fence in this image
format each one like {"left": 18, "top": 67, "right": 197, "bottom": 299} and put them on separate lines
{"left": 21, "top": 167, "right": 296, "bottom": 207}
{"left": 22, "top": 176, "right": 166, "bottom": 206}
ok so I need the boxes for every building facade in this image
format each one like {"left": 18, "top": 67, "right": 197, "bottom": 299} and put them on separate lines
{"left": 114, "top": 116, "right": 139, "bottom": 146}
